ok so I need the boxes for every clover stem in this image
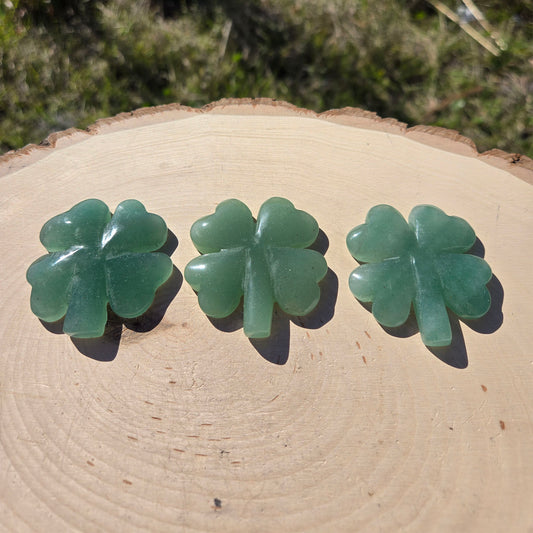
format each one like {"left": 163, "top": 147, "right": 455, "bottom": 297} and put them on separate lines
{"left": 243, "top": 246, "right": 275, "bottom": 338}
{"left": 411, "top": 253, "right": 452, "bottom": 347}
{"left": 63, "top": 269, "right": 109, "bottom": 338}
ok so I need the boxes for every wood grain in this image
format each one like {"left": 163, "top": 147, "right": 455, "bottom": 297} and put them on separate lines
{"left": 1, "top": 99, "right": 532, "bottom": 532}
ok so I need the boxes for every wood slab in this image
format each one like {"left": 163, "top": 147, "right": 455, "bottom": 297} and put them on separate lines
{"left": 1, "top": 99, "right": 532, "bottom": 532}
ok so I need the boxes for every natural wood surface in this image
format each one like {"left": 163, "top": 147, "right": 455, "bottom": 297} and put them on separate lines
{"left": 1, "top": 99, "right": 532, "bottom": 532}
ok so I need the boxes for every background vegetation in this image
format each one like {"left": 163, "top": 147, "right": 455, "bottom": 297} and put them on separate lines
{"left": 1, "top": 0, "right": 532, "bottom": 156}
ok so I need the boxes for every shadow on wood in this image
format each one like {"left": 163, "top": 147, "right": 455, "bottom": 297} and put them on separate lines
{"left": 72, "top": 266, "right": 182, "bottom": 361}
{"left": 209, "top": 267, "right": 338, "bottom": 365}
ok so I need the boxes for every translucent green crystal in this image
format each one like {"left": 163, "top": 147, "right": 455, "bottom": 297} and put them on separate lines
{"left": 347, "top": 205, "right": 492, "bottom": 347}
{"left": 185, "top": 197, "right": 328, "bottom": 338}
{"left": 27, "top": 199, "right": 173, "bottom": 338}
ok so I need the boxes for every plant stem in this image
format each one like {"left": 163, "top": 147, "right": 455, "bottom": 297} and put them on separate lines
{"left": 63, "top": 270, "right": 108, "bottom": 338}
{"left": 411, "top": 253, "right": 452, "bottom": 347}
{"left": 243, "top": 246, "right": 274, "bottom": 338}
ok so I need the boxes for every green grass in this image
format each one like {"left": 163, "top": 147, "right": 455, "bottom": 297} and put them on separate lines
{"left": 1, "top": 0, "right": 532, "bottom": 156}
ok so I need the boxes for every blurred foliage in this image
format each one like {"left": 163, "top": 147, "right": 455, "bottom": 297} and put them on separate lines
{"left": 1, "top": 0, "right": 532, "bottom": 156}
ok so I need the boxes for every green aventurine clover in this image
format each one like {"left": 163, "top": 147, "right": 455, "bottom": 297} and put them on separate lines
{"left": 27, "top": 199, "right": 173, "bottom": 338}
{"left": 185, "top": 197, "right": 328, "bottom": 338}
{"left": 347, "top": 205, "right": 492, "bottom": 347}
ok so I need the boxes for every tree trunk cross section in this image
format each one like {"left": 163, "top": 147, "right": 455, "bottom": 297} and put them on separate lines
{"left": 0, "top": 99, "right": 531, "bottom": 532}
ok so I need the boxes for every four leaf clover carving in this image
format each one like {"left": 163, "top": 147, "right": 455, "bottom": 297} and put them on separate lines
{"left": 184, "top": 198, "right": 328, "bottom": 338}
{"left": 26, "top": 199, "right": 172, "bottom": 338}
{"left": 27, "top": 197, "right": 494, "bottom": 349}
{"left": 346, "top": 204, "right": 492, "bottom": 346}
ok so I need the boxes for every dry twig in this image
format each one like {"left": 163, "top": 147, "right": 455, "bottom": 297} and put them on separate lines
{"left": 426, "top": 0, "right": 501, "bottom": 56}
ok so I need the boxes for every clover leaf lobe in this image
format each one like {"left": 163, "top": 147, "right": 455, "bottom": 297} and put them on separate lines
{"left": 190, "top": 199, "right": 255, "bottom": 254}
{"left": 40, "top": 199, "right": 111, "bottom": 252}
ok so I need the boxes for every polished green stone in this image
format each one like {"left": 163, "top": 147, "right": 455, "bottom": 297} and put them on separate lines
{"left": 27, "top": 199, "right": 172, "bottom": 338}
{"left": 347, "top": 204, "right": 492, "bottom": 347}
{"left": 185, "top": 197, "right": 328, "bottom": 338}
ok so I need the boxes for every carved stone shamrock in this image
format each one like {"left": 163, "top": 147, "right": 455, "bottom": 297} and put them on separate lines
{"left": 27, "top": 199, "right": 173, "bottom": 338}
{"left": 185, "top": 197, "right": 328, "bottom": 338}
{"left": 347, "top": 204, "right": 492, "bottom": 346}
